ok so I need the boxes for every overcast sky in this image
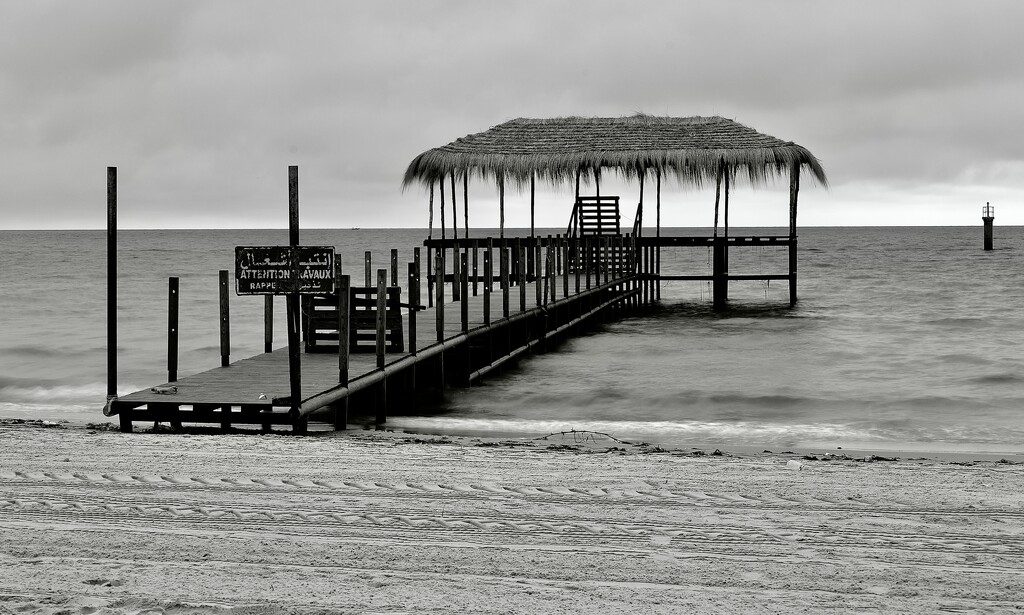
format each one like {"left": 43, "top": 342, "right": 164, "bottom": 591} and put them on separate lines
{"left": 2, "top": 0, "right": 1021, "bottom": 229}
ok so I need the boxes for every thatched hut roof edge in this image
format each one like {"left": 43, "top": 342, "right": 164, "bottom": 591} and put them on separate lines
{"left": 403, "top": 115, "right": 827, "bottom": 190}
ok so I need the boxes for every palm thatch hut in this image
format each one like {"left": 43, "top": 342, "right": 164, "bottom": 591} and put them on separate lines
{"left": 404, "top": 114, "right": 827, "bottom": 307}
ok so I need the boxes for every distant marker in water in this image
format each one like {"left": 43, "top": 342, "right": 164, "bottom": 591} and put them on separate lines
{"left": 982, "top": 202, "right": 994, "bottom": 251}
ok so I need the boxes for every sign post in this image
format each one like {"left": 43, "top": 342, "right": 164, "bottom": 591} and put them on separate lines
{"left": 232, "top": 166, "right": 336, "bottom": 429}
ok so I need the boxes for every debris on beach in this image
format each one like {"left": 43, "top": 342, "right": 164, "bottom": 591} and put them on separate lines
{"left": 0, "top": 418, "right": 66, "bottom": 429}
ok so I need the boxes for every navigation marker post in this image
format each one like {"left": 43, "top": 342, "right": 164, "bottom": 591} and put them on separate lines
{"left": 983, "top": 202, "right": 994, "bottom": 251}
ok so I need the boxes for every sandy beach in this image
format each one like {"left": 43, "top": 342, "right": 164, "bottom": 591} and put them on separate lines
{"left": 1, "top": 420, "right": 1022, "bottom": 614}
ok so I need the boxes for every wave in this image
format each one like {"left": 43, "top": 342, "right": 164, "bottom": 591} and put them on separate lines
{"left": 970, "top": 373, "right": 1024, "bottom": 385}
{"left": 376, "top": 416, "right": 1024, "bottom": 453}
{"left": 924, "top": 317, "right": 989, "bottom": 328}
{"left": 381, "top": 416, "right": 869, "bottom": 442}
{"left": 0, "top": 380, "right": 145, "bottom": 403}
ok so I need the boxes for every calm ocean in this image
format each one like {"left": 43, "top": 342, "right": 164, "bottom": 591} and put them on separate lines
{"left": 1, "top": 227, "right": 1021, "bottom": 453}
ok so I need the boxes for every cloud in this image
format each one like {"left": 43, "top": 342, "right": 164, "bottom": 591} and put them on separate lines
{"left": 1, "top": 0, "right": 1022, "bottom": 228}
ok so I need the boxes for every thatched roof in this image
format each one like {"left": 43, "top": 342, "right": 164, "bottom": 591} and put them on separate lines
{"left": 403, "top": 115, "right": 827, "bottom": 189}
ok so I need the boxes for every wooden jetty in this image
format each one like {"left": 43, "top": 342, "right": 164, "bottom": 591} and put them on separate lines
{"left": 108, "top": 234, "right": 645, "bottom": 433}
{"left": 104, "top": 115, "right": 827, "bottom": 433}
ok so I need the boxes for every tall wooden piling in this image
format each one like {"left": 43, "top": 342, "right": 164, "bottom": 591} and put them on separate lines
{"left": 407, "top": 264, "right": 418, "bottom": 355}
{"left": 483, "top": 244, "right": 492, "bottom": 326}
{"left": 106, "top": 167, "right": 118, "bottom": 419}
{"left": 376, "top": 269, "right": 386, "bottom": 369}
{"left": 472, "top": 240, "right": 479, "bottom": 296}
{"left": 168, "top": 277, "right": 178, "bottom": 382}
{"left": 460, "top": 252, "right": 469, "bottom": 332}
{"left": 219, "top": 270, "right": 230, "bottom": 366}
{"left": 534, "top": 243, "right": 542, "bottom": 307}
{"left": 435, "top": 252, "right": 445, "bottom": 342}
{"left": 426, "top": 245, "right": 434, "bottom": 308}
{"left": 375, "top": 268, "right": 387, "bottom": 424}
{"left": 336, "top": 272, "right": 350, "bottom": 430}
{"left": 500, "top": 247, "right": 510, "bottom": 318}
{"left": 518, "top": 244, "right": 527, "bottom": 312}
{"left": 452, "top": 244, "right": 461, "bottom": 301}
{"left": 286, "top": 166, "right": 303, "bottom": 429}
{"left": 789, "top": 163, "right": 801, "bottom": 306}
{"left": 434, "top": 250, "right": 445, "bottom": 396}
{"left": 405, "top": 263, "right": 418, "bottom": 412}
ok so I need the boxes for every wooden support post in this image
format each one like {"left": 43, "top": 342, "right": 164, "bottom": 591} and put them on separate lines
{"left": 713, "top": 237, "right": 727, "bottom": 311}
{"left": 463, "top": 173, "right": 469, "bottom": 239}
{"left": 724, "top": 171, "right": 730, "bottom": 272}
{"left": 105, "top": 167, "right": 125, "bottom": 429}
{"left": 168, "top": 277, "right": 178, "bottom": 382}
{"left": 287, "top": 165, "right": 303, "bottom": 432}
{"left": 585, "top": 237, "right": 592, "bottom": 291}
{"left": 434, "top": 250, "right": 446, "bottom": 397}
{"left": 518, "top": 244, "right": 527, "bottom": 312}
{"left": 548, "top": 234, "right": 557, "bottom": 302}
{"left": 647, "top": 243, "right": 653, "bottom": 306}
{"left": 390, "top": 249, "right": 398, "bottom": 287}
{"left": 472, "top": 240, "right": 479, "bottom": 296}
{"left": 407, "top": 263, "right": 418, "bottom": 355}
{"left": 512, "top": 237, "right": 520, "bottom": 285}
{"left": 530, "top": 174, "right": 535, "bottom": 239}
{"left": 450, "top": 172, "right": 458, "bottom": 243}
{"left": 535, "top": 243, "right": 542, "bottom": 307}
{"left": 440, "top": 178, "right": 446, "bottom": 240}
{"left": 527, "top": 235, "right": 535, "bottom": 279}
{"left": 426, "top": 245, "right": 434, "bottom": 308}
{"left": 336, "top": 272, "right": 350, "bottom": 431}
{"left": 500, "top": 246, "right": 510, "bottom": 319}
{"left": 486, "top": 238, "right": 494, "bottom": 292}
{"left": 452, "top": 243, "right": 461, "bottom": 302}
{"left": 414, "top": 246, "right": 421, "bottom": 296}
{"left": 603, "top": 237, "right": 610, "bottom": 287}
{"left": 498, "top": 176, "right": 505, "bottom": 238}
{"left": 375, "top": 268, "right": 387, "bottom": 426}
{"left": 264, "top": 296, "right": 273, "bottom": 353}
{"left": 460, "top": 252, "right": 469, "bottom": 332}
{"left": 435, "top": 251, "right": 445, "bottom": 342}
{"left": 789, "top": 163, "right": 801, "bottom": 306}
{"left": 562, "top": 237, "right": 569, "bottom": 299}
{"left": 554, "top": 234, "right": 561, "bottom": 275}
{"left": 545, "top": 247, "right": 554, "bottom": 306}
{"left": 656, "top": 170, "right": 661, "bottom": 300}
{"left": 483, "top": 244, "right": 492, "bottom": 326}
{"left": 428, "top": 182, "right": 434, "bottom": 240}
{"left": 219, "top": 269, "right": 230, "bottom": 367}
{"left": 364, "top": 251, "right": 372, "bottom": 288}
{"left": 574, "top": 238, "right": 581, "bottom": 295}
{"left": 406, "top": 262, "right": 418, "bottom": 413}
{"left": 338, "top": 272, "right": 350, "bottom": 381}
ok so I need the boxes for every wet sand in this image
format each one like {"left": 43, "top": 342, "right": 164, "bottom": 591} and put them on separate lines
{"left": 1, "top": 421, "right": 1022, "bottom": 614}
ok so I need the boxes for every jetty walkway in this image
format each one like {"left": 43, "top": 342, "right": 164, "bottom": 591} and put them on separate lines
{"left": 108, "top": 241, "right": 647, "bottom": 433}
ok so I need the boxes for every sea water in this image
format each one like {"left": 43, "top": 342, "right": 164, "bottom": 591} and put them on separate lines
{"left": 1, "top": 227, "right": 1022, "bottom": 453}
